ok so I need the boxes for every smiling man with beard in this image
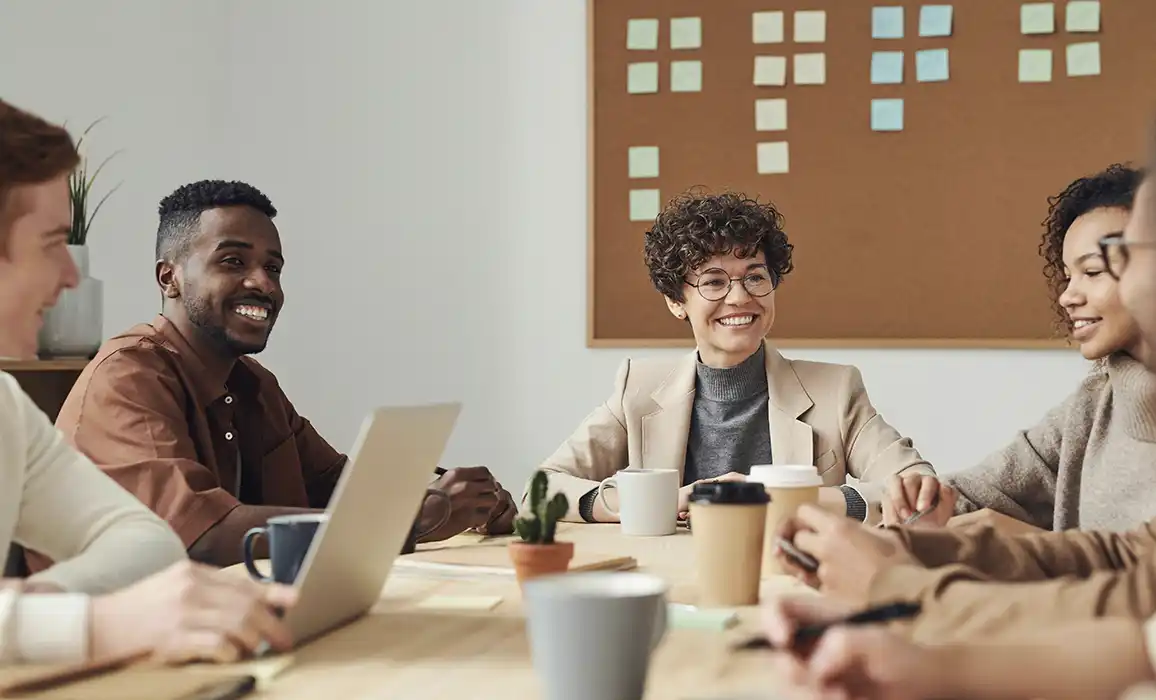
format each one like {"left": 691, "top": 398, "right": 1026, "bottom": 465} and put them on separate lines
{"left": 32, "top": 180, "right": 515, "bottom": 570}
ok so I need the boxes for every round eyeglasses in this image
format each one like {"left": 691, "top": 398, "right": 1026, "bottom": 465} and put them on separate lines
{"left": 1098, "top": 232, "right": 1156, "bottom": 280}
{"left": 686, "top": 267, "right": 779, "bottom": 302}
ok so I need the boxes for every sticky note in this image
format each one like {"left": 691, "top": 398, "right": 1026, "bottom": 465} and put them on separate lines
{"left": 670, "top": 17, "right": 702, "bottom": 50}
{"left": 630, "top": 189, "right": 661, "bottom": 221}
{"left": 671, "top": 60, "right": 702, "bottom": 92}
{"left": 871, "top": 51, "right": 904, "bottom": 84}
{"left": 627, "top": 62, "right": 659, "bottom": 94}
{"left": 919, "top": 5, "right": 953, "bottom": 37}
{"left": 916, "top": 48, "right": 950, "bottom": 82}
{"left": 794, "top": 10, "right": 826, "bottom": 43}
{"left": 755, "top": 98, "right": 788, "bottom": 131}
{"left": 668, "top": 604, "right": 739, "bottom": 630}
{"left": 1066, "top": 41, "right": 1101, "bottom": 76}
{"left": 1021, "top": 3, "right": 1055, "bottom": 34}
{"left": 757, "top": 142, "right": 789, "bottom": 175}
{"left": 793, "top": 53, "right": 826, "bottom": 85}
{"left": 872, "top": 6, "right": 905, "bottom": 39}
{"left": 1066, "top": 1, "right": 1100, "bottom": 32}
{"left": 626, "top": 18, "right": 659, "bottom": 50}
{"left": 871, "top": 99, "right": 904, "bottom": 132}
{"left": 754, "top": 56, "right": 787, "bottom": 86}
{"left": 1019, "top": 48, "right": 1053, "bottom": 82}
{"left": 418, "top": 595, "right": 503, "bottom": 611}
{"left": 752, "top": 11, "right": 784, "bottom": 43}
{"left": 628, "top": 146, "right": 659, "bottom": 178}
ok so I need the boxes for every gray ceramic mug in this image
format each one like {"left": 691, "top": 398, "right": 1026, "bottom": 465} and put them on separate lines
{"left": 242, "top": 513, "right": 327, "bottom": 584}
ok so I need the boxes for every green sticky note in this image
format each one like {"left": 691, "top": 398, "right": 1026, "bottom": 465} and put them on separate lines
{"left": 628, "top": 146, "right": 660, "bottom": 178}
{"left": 629, "top": 189, "right": 661, "bottom": 221}
{"left": 919, "top": 5, "right": 953, "bottom": 37}
{"left": 871, "top": 51, "right": 904, "bottom": 84}
{"left": 1019, "top": 48, "right": 1053, "bottom": 82}
{"left": 916, "top": 49, "right": 950, "bottom": 82}
{"left": 627, "top": 62, "right": 659, "bottom": 94}
{"left": 872, "top": 6, "right": 904, "bottom": 39}
{"left": 670, "top": 60, "right": 702, "bottom": 92}
{"left": 668, "top": 604, "right": 739, "bottom": 630}
{"left": 626, "top": 18, "right": 659, "bottom": 50}
{"left": 871, "top": 99, "right": 904, "bottom": 132}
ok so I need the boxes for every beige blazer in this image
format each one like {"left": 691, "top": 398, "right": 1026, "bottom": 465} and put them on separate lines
{"left": 533, "top": 343, "right": 934, "bottom": 524}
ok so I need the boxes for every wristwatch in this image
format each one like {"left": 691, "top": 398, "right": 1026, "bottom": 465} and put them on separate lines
{"left": 839, "top": 484, "right": 868, "bottom": 522}
{"left": 578, "top": 488, "right": 599, "bottom": 523}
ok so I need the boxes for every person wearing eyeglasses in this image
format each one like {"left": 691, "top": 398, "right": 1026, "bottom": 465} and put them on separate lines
{"left": 529, "top": 191, "right": 934, "bottom": 525}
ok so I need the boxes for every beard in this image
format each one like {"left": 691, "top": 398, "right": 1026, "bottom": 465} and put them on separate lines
{"left": 183, "top": 294, "right": 271, "bottom": 357}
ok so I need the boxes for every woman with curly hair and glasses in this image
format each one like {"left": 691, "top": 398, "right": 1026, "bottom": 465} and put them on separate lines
{"left": 531, "top": 191, "right": 935, "bottom": 525}
{"left": 890, "top": 163, "right": 1155, "bottom": 534}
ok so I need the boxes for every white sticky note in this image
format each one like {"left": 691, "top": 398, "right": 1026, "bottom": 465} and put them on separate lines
{"left": 794, "top": 10, "right": 826, "bottom": 43}
{"left": 626, "top": 18, "right": 659, "bottom": 50}
{"left": 418, "top": 595, "right": 503, "bottom": 611}
{"left": 871, "top": 99, "right": 904, "bottom": 132}
{"left": 630, "top": 189, "right": 661, "bottom": 221}
{"left": 670, "top": 17, "right": 702, "bottom": 50}
{"left": 1066, "top": 1, "right": 1100, "bottom": 32}
{"left": 1018, "top": 48, "right": 1053, "bottom": 82}
{"left": 754, "top": 56, "right": 788, "bottom": 86}
{"left": 1066, "top": 41, "right": 1101, "bottom": 77}
{"left": 871, "top": 51, "right": 904, "bottom": 84}
{"left": 627, "top": 62, "right": 659, "bottom": 94}
{"left": 755, "top": 98, "right": 788, "bottom": 131}
{"left": 916, "top": 48, "right": 950, "bottom": 82}
{"left": 670, "top": 60, "right": 702, "bottom": 92}
{"left": 919, "top": 5, "right": 953, "bottom": 37}
{"left": 628, "top": 146, "right": 659, "bottom": 178}
{"left": 872, "top": 6, "right": 905, "bottom": 39}
{"left": 752, "top": 11, "right": 784, "bottom": 43}
{"left": 756, "top": 142, "right": 789, "bottom": 175}
{"left": 1021, "top": 3, "right": 1055, "bottom": 34}
{"left": 793, "top": 53, "right": 826, "bottom": 85}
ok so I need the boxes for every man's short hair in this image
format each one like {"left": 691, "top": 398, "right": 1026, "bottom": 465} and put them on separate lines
{"left": 155, "top": 180, "right": 278, "bottom": 263}
{"left": 0, "top": 100, "right": 79, "bottom": 241}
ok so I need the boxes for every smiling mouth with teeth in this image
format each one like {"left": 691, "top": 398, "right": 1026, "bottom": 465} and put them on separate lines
{"left": 1072, "top": 319, "right": 1099, "bottom": 330}
{"left": 718, "top": 315, "right": 756, "bottom": 327}
{"left": 234, "top": 304, "right": 270, "bottom": 322}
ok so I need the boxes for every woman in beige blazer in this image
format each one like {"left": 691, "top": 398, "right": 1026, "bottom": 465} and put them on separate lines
{"left": 535, "top": 191, "right": 933, "bottom": 525}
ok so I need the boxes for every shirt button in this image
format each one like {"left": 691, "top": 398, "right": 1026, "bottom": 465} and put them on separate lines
{"left": 224, "top": 396, "right": 234, "bottom": 405}
{"left": 225, "top": 431, "right": 234, "bottom": 441}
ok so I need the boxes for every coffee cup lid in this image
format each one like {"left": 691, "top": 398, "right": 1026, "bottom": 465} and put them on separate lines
{"left": 689, "top": 481, "right": 770, "bottom": 505}
{"left": 746, "top": 464, "right": 823, "bottom": 488}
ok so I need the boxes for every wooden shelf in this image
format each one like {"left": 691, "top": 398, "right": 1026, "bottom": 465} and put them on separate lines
{"left": 0, "top": 358, "right": 90, "bottom": 372}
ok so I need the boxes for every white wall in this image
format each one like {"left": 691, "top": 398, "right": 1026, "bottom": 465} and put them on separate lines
{"left": 3, "top": 1, "right": 1090, "bottom": 489}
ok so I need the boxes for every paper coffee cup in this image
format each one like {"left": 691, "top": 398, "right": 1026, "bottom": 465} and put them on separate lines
{"left": 747, "top": 465, "right": 823, "bottom": 577}
{"left": 688, "top": 481, "right": 769, "bottom": 607}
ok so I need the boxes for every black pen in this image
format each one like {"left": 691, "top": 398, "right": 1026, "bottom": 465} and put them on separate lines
{"left": 733, "top": 601, "right": 922, "bottom": 651}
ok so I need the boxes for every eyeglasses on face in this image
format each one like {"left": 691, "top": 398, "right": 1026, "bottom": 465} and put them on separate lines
{"left": 1099, "top": 233, "right": 1156, "bottom": 280}
{"left": 686, "top": 266, "right": 779, "bottom": 302}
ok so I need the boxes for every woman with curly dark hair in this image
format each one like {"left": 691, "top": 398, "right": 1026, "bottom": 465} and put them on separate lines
{"left": 531, "top": 191, "right": 935, "bottom": 526}
{"left": 891, "top": 163, "right": 1155, "bottom": 534}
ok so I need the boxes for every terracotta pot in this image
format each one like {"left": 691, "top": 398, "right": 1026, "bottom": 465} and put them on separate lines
{"left": 508, "top": 541, "right": 574, "bottom": 584}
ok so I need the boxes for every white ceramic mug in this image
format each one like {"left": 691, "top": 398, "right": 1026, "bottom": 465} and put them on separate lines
{"left": 596, "top": 468, "right": 679, "bottom": 536}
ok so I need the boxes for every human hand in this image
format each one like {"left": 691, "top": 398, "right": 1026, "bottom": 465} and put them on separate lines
{"left": 762, "top": 594, "right": 856, "bottom": 657}
{"left": 778, "top": 505, "right": 921, "bottom": 605}
{"left": 947, "top": 508, "right": 1045, "bottom": 536}
{"left": 476, "top": 482, "right": 517, "bottom": 536}
{"left": 881, "top": 473, "right": 956, "bottom": 527}
{"left": 677, "top": 472, "right": 748, "bottom": 515}
{"left": 90, "top": 561, "right": 297, "bottom": 664}
{"left": 790, "top": 627, "right": 949, "bottom": 700}
{"left": 419, "top": 466, "right": 501, "bottom": 541}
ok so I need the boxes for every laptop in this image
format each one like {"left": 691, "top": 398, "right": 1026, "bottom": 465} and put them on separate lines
{"left": 281, "top": 402, "right": 462, "bottom": 646}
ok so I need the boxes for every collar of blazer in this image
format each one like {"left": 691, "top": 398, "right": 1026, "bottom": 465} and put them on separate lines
{"left": 641, "top": 341, "right": 816, "bottom": 473}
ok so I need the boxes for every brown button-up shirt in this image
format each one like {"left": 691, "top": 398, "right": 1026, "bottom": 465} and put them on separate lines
{"left": 51, "top": 315, "right": 346, "bottom": 550}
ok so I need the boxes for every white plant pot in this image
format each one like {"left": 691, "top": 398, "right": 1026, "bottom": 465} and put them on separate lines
{"left": 38, "top": 245, "right": 103, "bottom": 358}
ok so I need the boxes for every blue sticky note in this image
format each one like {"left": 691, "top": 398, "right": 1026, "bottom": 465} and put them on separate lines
{"left": 871, "top": 51, "right": 904, "bottom": 84}
{"left": 919, "top": 5, "right": 953, "bottom": 37}
{"left": 872, "top": 6, "right": 904, "bottom": 39}
{"left": 871, "top": 99, "right": 904, "bottom": 131}
{"left": 916, "top": 48, "right": 949, "bottom": 82}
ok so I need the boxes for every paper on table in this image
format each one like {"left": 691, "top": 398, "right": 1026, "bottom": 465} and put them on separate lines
{"left": 753, "top": 56, "right": 787, "bottom": 86}
{"left": 627, "top": 62, "right": 659, "bottom": 94}
{"left": 628, "top": 146, "right": 660, "bottom": 178}
{"left": 872, "top": 6, "right": 905, "bottom": 39}
{"left": 1066, "top": 1, "right": 1100, "bottom": 32}
{"left": 918, "top": 5, "right": 953, "bottom": 37}
{"left": 626, "top": 18, "right": 659, "bottom": 50}
{"left": 916, "top": 49, "right": 950, "bottom": 82}
{"left": 871, "top": 99, "right": 904, "bottom": 132}
{"left": 670, "top": 17, "right": 702, "bottom": 49}
{"left": 1019, "top": 48, "right": 1053, "bottom": 82}
{"left": 1066, "top": 41, "right": 1101, "bottom": 76}
{"left": 871, "top": 51, "right": 904, "bottom": 84}
{"left": 752, "top": 11, "right": 784, "bottom": 44}
{"left": 755, "top": 99, "right": 787, "bottom": 132}
{"left": 671, "top": 60, "right": 702, "bottom": 92}
{"left": 630, "top": 189, "right": 661, "bottom": 221}
{"left": 668, "top": 604, "right": 739, "bottom": 631}
{"left": 1021, "top": 3, "right": 1056, "bottom": 34}
{"left": 418, "top": 595, "right": 503, "bottom": 611}
{"left": 794, "top": 10, "right": 826, "bottom": 43}
{"left": 793, "top": 53, "right": 826, "bottom": 85}
{"left": 756, "top": 142, "right": 789, "bottom": 175}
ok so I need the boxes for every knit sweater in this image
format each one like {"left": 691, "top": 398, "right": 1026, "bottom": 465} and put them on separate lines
{"left": 947, "top": 353, "right": 1156, "bottom": 532}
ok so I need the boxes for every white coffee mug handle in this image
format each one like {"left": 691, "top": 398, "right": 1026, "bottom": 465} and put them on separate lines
{"left": 596, "top": 477, "right": 620, "bottom": 516}
{"left": 651, "top": 597, "right": 668, "bottom": 651}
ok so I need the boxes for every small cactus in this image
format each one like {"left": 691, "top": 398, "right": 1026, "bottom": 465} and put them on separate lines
{"left": 515, "top": 470, "right": 569, "bottom": 544}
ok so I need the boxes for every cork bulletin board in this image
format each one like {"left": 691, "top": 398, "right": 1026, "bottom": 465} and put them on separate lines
{"left": 588, "top": 0, "right": 1156, "bottom": 348}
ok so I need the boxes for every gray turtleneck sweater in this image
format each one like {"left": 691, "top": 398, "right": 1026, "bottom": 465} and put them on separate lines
{"left": 682, "top": 344, "right": 773, "bottom": 485}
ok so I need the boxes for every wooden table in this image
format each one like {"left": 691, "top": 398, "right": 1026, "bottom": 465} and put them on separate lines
{"left": 6, "top": 524, "right": 811, "bottom": 699}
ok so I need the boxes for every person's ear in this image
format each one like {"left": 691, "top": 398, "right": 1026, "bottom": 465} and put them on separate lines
{"left": 665, "top": 296, "right": 687, "bottom": 320}
{"left": 156, "top": 259, "right": 180, "bottom": 299}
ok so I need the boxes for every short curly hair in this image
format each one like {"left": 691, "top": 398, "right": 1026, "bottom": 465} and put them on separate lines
{"left": 643, "top": 190, "right": 793, "bottom": 302}
{"left": 1040, "top": 164, "right": 1144, "bottom": 331}
{"left": 155, "top": 179, "right": 277, "bottom": 262}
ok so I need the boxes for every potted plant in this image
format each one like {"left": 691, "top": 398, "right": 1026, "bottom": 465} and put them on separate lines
{"left": 509, "top": 470, "right": 573, "bottom": 584}
{"left": 39, "top": 118, "right": 121, "bottom": 358}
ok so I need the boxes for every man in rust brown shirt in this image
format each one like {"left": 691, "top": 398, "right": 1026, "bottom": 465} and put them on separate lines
{"left": 39, "top": 180, "right": 515, "bottom": 569}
